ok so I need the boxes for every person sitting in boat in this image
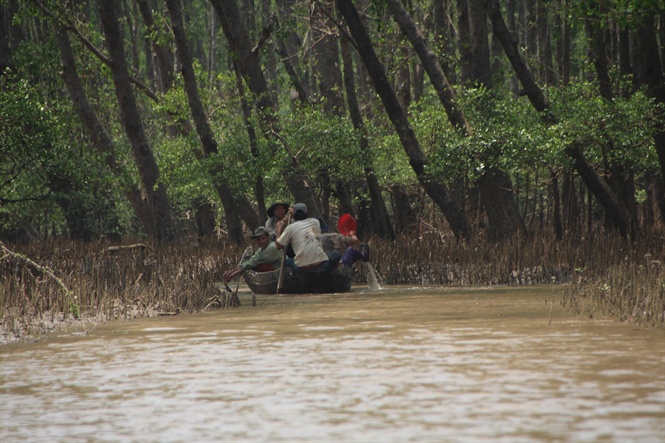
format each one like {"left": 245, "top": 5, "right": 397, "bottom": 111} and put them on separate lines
{"left": 275, "top": 203, "right": 330, "bottom": 273}
{"left": 223, "top": 227, "right": 283, "bottom": 283}
{"left": 264, "top": 202, "right": 289, "bottom": 240}
{"left": 317, "top": 217, "right": 370, "bottom": 273}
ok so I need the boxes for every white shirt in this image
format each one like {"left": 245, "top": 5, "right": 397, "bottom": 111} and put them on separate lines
{"left": 277, "top": 218, "right": 329, "bottom": 267}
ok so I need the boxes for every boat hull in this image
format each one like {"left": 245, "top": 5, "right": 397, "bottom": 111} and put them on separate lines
{"left": 243, "top": 267, "right": 352, "bottom": 294}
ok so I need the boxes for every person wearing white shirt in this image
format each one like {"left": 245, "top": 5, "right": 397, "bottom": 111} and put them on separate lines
{"left": 275, "top": 203, "right": 329, "bottom": 272}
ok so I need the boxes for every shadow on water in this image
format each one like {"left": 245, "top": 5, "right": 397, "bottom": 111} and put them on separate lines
{"left": 2, "top": 285, "right": 664, "bottom": 443}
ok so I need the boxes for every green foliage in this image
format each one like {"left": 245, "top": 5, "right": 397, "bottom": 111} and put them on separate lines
{"left": 280, "top": 108, "right": 362, "bottom": 181}
{"left": 0, "top": 73, "right": 65, "bottom": 235}
{"left": 2, "top": 0, "right": 662, "bottom": 242}
{"left": 548, "top": 83, "right": 662, "bottom": 170}
{"left": 403, "top": 82, "right": 660, "bottom": 194}
{"left": 370, "top": 130, "right": 415, "bottom": 186}
{"left": 0, "top": 69, "right": 132, "bottom": 241}
{"left": 574, "top": 0, "right": 665, "bottom": 28}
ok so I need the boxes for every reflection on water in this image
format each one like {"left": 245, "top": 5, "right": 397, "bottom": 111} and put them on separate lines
{"left": 1, "top": 286, "right": 664, "bottom": 443}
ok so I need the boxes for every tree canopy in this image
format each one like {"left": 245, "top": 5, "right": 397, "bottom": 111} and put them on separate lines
{"left": 1, "top": 0, "right": 663, "bottom": 244}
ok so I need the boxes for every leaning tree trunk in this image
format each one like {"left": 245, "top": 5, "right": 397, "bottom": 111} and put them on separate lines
{"left": 166, "top": 0, "right": 260, "bottom": 243}
{"left": 385, "top": 0, "right": 471, "bottom": 135}
{"left": 310, "top": 0, "right": 347, "bottom": 219}
{"left": 54, "top": 25, "right": 157, "bottom": 240}
{"left": 233, "top": 60, "right": 267, "bottom": 218}
{"left": 486, "top": 0, "right": 549, "bottom": 112}
{"left": 564, "top": 145, "right": 636, "bottom": 239}
{"left": 275, "top": 1, "right": 311, "bottom": 105}
{"left": 337, "top": 0, "right": 471, "bottom": 240}
{"left": 209, "top": 0, "right": 323, "bottom": 218}
{"left": 340, "top": 33, "right": 395, "bottom": 240}
{"left": 99, "top": 0, "right": 181, "bottom": 244}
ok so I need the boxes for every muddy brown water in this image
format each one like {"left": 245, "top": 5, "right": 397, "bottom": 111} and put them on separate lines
{"left": 1, "top": 285, "right": 664, "bottom": 443}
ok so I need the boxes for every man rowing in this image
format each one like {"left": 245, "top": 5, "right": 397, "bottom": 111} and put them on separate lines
{"left": 275, "top": 203, "right": 330, "bottom": 273}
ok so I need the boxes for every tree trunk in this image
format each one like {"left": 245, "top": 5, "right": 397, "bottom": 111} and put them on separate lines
{"left": 275, "top": 0, "right": 310, "bottom": 105}
{"left": 584, "top": 3, "right": 613, "bottom": 100}
{"left": 564, "top": 145, "right": 635, "bottom": 239}
{"left": 337, "top": 0, "right": 471, "bottom": 240}
{"left": 395, "top": 45, "right": 412, "bottom": 111}
{"left": 340, "top": 33, "right": 394, "bottom": 239}
{"left": 478, "top": 167, "right": 527, "bottom": 241}
{"left": 166, "top": 0, "right": 260, "bottom": 243}
{"left": 561, "top": 169, "right": 579, "bottom": 234}
{"left": 309, "top": 0, "right": 346, "bottom": 218}
{"left": 210, "top": 0, "right": 323, "bottom": 218}
{"left": 536, "top": 0, "right": 556, "bottom": 86}
{"left": 310, "top": 0, "right": 345, "bottom": 116}
{"left": 385, "top": 0, "right": 471, "bottom": 135}
{"left": 261, "top": 0, "right": 279, "bottom": 107}
{"left": 433, "top": 0, "right": 456, "bottom": 84}
{"left": 390, "top": 184, "right": 414, "bottom": 234}
{"left": 617, "top": 25, "right": 631, "bottom": 97}
{"left": 468, "top": 0, "right": 492, "bottom": 88}
{"left": 194, "top": 198, "right": 217, "bottom": 237}
{"left": 557, "top": 0, "right": 571, "bottom": 86}
{"left": 135, "top": 0, "right": 174, "bottom": 93}
{"left": 633, "top": 12, "right": 665, "bottom": 223}
{"left": 525, "top": 0, "right": 537, "bottom": 71}
{"left": 486, "top": 0, "right": 549, "bottom": 112}
{"left": 334, "top": 179, "right": 355, "bottom": 218}
{"left": 232, "top": 60, "right": 267, "bottom": 218}
{"left": 275, "top": 39, "right": 311, "bottom": 105}
{"left": 457, "top": 0, "right": 473, "bottom": 85}
{"left": 607, "top": 164, "right": 638, "bottom": 228}
{"left": 99, "top": 0, "right": 181, "bottom": 244}
{"left": 54, "top": 25, "right": 157, "bottom": 239}
{"left": 550, "top": 170, "right": 563, "bottom": 240}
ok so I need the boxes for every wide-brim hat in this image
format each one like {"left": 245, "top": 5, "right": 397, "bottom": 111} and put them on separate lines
{"left": 267, "top": 202, "right": 289, "bottom": 218}
{"left": 251, "top": 226, "right": 270, "bottom": 239}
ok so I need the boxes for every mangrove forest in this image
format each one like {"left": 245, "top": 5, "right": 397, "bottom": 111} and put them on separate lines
{"left": 1, "top": 0, "right": 663, "bottom": 342}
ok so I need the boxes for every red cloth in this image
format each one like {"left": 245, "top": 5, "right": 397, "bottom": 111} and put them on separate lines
{"left": 254, "top": 263, "right": 276, "bottom": 272}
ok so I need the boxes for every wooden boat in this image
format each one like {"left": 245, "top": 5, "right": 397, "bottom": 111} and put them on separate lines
{"left": 242, "top": 266, "right": 352, "bottom": 294}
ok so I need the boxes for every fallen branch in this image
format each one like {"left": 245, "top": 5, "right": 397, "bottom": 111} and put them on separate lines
{"left": 103, "top": 243, "right": 148, "bottom": 255}
{"left": 0, "top": 242, "right": 73, "bottom": 300}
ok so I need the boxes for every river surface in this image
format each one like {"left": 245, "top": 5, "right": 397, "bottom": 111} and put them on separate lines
{"left": 1, "top": 285, "right": 664, "bottom": 443}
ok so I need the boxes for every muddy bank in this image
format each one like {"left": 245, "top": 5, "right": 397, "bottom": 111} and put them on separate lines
{"left": 1, "top": 304, "right": 177, "bottom": 346}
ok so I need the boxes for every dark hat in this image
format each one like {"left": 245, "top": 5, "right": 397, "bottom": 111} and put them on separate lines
{"left": 293, "top": 203, "right": 308, "bottom": 215}
{"left": 251, "top": 226, "right": 270, "bottom": 239}
{"left": 267, "top": 202, "right": 289, "bottom": 218}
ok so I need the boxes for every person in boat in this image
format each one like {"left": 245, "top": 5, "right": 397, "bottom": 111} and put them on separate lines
{"left": 275, "top": 203, "right": 331, "bottom": 273}
{"left": 222, "top": 227, "right": 283, "bottom": 283}
{"left": 264, "top": 202, "right": 289, "bottom": 240}
{"left": 317, "top": 217, "right": 370, "bottom": 273}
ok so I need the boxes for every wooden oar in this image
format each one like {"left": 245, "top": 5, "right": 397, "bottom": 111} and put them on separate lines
{"left": 276, "top": 213, "right": 292, "bottom": 294}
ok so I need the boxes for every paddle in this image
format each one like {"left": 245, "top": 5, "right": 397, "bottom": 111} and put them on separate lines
{"left": 338, "top": 213, "right": 358, "bottom": 236}
{"left": 276, "top": 212, "right": 292, "bottom": 294}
